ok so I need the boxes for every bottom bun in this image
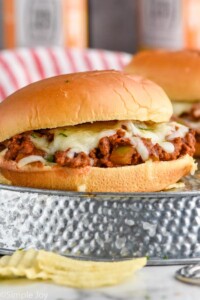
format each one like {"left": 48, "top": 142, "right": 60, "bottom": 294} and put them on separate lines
{"left": 0, "top": 155, "right": 196, "bottom": 192}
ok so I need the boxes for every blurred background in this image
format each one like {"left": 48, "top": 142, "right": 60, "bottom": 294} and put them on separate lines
{"left": 1, "top": 0, "right": 200, "bottom": 101}
{"left": 1, "top": 0, "right": 200, "bottom": 53}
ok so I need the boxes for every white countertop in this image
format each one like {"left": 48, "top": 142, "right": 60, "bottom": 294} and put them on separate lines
{"left": 0, "top": 265, "right": 199, "bottom": 300}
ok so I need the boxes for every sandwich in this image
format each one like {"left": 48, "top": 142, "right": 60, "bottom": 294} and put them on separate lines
{"left": 124, "top": 50, "right": 200, "bottom": 155}
{"left": 0, "top": 70, "right": 196, "bottom": 192}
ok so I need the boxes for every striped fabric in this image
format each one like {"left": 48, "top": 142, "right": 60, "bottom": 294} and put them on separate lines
{"left": 0, "top": 47, "right": 131, "bottom": 102}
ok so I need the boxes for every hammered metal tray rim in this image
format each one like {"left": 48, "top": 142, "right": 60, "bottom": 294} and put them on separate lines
{"left": 0, "top": 183, "right": 200, "bottom": 198}
{"left": 0, "top": 248, "right": 199, "bottom": 266}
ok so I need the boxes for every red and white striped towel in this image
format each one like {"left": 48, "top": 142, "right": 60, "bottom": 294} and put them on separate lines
{"left": 0, "top": 47, "right": 131, "bottom": 102}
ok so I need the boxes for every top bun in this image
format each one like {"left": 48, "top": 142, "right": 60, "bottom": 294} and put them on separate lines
{"left": 0, "top": 70, "right": 172, "bottom": 142}
{"left": 125, "top": 50, "right": 200, "bottom": 102}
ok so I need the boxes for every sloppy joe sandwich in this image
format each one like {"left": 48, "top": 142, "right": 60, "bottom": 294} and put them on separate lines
{"left": 0, "top": 70, "right": 196, "bottom": 192}
{"left": 124, "top": 50, "right": 200, "bottom": 156}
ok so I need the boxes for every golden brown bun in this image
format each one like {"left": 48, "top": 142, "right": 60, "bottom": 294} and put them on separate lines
{"left": 125, "top": 50, "right": 200, "bottom": 102}
{"left": 0, "top": 70, "right": 172, "bottom": 142}
{"left": 0, "top": 155, "right": 195, "bottom": 192}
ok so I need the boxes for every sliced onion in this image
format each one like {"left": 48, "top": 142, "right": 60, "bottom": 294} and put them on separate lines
{"left": 17, "top": 155, "right": 46, "bottom": 168}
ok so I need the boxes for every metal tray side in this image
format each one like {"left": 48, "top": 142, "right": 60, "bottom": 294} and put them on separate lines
{"left": 0, "top": 182, "right": 200, "bottom": 263}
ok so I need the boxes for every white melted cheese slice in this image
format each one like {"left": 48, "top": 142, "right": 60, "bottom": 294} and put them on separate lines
{"left": 49, "top": 129, "right": 116, "bottom": 157}
{"left": 172, "top": 102, "right": 193, "bottom": 116}
{"left": 30, "top": 121, "right": 120, "bottom": 158}
{"left": 184, "top": 120, "right": 200, "bottom": 130}
{"left": 172, "top": 102, "right": 200, "bottom": 130}
{"left": 28, "top": 120, "right": 189, "bottom": 165}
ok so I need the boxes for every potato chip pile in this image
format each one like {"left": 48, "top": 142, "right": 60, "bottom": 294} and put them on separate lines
{"left": 0, "top": 249, "right": 147, "bottom": 288}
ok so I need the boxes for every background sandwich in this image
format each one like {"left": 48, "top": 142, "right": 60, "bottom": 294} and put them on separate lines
{"left": 0, "top": 70, "right": 196, "bottom": 192}
{"left": 124, "top": 50, "right": 200, "bottom": 156}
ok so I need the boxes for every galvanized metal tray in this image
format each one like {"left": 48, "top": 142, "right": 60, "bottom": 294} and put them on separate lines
{"left": 0, "top": 170, "right": 200, "bottom": 266}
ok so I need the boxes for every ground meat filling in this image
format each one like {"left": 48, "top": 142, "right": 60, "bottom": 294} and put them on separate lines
{"left": 3, "top": 134, "right": 45, "bottom": 162}
{"left": 55, "top": 151, "right": 90, "bottom": 168}
{"left": 180, "top": 103, "right": 200, "bottom": 121}
{"left": 87, "top": 129, "right": 195, "bottom": 168}
{"left": 176, "top": 103, "right": 200, "bottom": 141}
{"left": 0, "top": 127, "right": 196, "bottom": 168}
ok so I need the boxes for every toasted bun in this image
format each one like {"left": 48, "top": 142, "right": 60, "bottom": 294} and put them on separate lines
{"left": 0, "top": 155, "right": 195, "bottom": 192}
{"left": 0, "top": 70, "right": 172, "bottom": 142}
{"left": 125, "top": 50, "right": 200, "bottom": 102}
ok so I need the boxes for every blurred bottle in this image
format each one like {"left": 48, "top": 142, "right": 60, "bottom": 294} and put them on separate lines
{"left": 137, "top": 0, "right": 200, "bottom": 50}
{"left": 0, "top": 0, "right": 88, "bottom": 49}
{"left": 89, "top": 0, "right": 137, "bottom": 53}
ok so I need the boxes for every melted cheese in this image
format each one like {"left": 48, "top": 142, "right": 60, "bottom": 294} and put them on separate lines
{"left": 172, "top": 102, "right": 200, "bottom": 130}
{"left": 172, "top": 102, "right": 193, "bottom": 116}
{"left": 159, "top": 142, "right": 175, "bottom": 153}
{"left": 28, "top": 120, "right": 189, "bottom": 165}
{"left": 130, "top": 137, "right": 149, "bottom": 161}
{"left": 164, "top": 182, "right": 185, "bottom": 190}
{"left": 49, "top": 129, "right": 116, "bottom": 156}
{"left": 30, "top": 135, "right": 49, "bottom": 152}
{"left": 124, "top": 121, "right": 187, "bottom": 157}
{"left": 185, "top": 120, "right": 200, "bottom": 130}
{"left": 167, "top": 124, "right": 188, "bottom": 140}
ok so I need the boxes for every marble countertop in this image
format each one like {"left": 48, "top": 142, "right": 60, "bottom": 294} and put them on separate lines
{"left": 0, "top": 265, "right": 199, "bottom": 300}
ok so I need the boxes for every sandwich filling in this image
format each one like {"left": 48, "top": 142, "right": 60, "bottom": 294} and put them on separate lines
{"left": 173, "top": 102, "right": 200, "bottom": 142}
{"left": 0, "top": 120, "right": 195, "bottom": 168}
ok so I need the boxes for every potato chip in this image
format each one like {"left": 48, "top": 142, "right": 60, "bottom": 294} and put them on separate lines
{"left": 37, "top": 250, "right": 146, "bottom": 288}
{"left": 0, "top": 249, "right": 146, "bottom": 288}
{"left": 0, "top": 250, "right": 43, "bottom": 279}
